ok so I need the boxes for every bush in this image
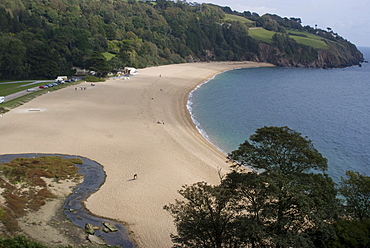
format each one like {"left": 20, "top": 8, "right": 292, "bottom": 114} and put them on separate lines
{"left": 85, "top": 75, "right": 105, "bottom": 82}
{"left": 0, "top": 236, "right": 48, "bottom": 248}
{"left": 69, "top": 158, "right": 83, "bottom": 164}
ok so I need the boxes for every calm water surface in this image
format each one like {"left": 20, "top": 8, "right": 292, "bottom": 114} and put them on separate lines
{"left": 189, "top": 47, "right": 370, "bottom": 182}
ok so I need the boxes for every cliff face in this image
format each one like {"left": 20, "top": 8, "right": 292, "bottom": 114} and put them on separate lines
{"left": 257, "top": 41, "right": 364, "bottom": 68}
{"left": 315, "top": 42, "right": 364, "bottom": 68}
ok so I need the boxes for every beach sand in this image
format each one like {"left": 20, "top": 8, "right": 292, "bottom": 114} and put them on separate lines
{"left": 0, "top": 61, "right": 273, "bottom": 247}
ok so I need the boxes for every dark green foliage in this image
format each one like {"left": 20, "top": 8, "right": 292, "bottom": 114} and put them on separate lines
{"left": 0, "top": 0, "right": 363, "bottom": 80}
{"left": 0, "top": 36, "right": 27, "bottom": 80}
{"left": 164, "top": 182, "right": 250, "bottom": 248}
{"left": 228, "top": 126, "right": 328, "bottom": 174}
{"left": 329, "top": 219, "right": 370, "bottom": 248}
{"left": 167, "top": 126, "right": 340, "bottom": 247}
{"left": 0, "top": 236, "right": 48, "bottom": 248}
{"left": 85, "top": 75, "right": 106, "bottom": 82}
{"left": 340, "top": 171, "right": 370, "bottom": 220}
{"left": 272, "top": 33, "right": 318, "bottom": 63}
{"left": 226, "top": 126, "right": 338, "bottom": 247}
{"left": 84, "top": 51, "right": 110, "bottom": 77}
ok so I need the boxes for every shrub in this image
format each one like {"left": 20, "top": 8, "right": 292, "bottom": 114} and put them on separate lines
{"left": 0, "top": 236, "right": 48, "bottom": 247}
{"left": 85, "top": 75, "right": 105, "bottom": 82}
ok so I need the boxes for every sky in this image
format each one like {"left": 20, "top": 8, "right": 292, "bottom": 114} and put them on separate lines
{"left": 196, "top": 0, "right": 370, "bottom": 47}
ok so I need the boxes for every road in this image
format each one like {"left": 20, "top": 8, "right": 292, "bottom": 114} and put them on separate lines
{"left": 1, "top": 79, "right": 83, "bottom": 103}
{"left": 0, "top": 80, "right": 54, "bottom": 103}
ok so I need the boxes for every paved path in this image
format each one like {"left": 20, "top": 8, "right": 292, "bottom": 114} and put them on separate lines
{"left": 0, "top": 80, "right": 52, "bottom": 103}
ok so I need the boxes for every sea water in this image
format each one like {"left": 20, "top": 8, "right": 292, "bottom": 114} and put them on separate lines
{"left": 188, "top": 47, "right": 370, "bottom": 183}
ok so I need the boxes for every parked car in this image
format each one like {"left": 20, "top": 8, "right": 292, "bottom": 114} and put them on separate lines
{"left": 39, "top": 85, "right": 49, "bottom": 89}
{"left": 27, "top": 88, "right": 37, "bottom": 92}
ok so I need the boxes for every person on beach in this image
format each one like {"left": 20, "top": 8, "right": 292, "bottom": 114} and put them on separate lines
{"left": 133, "top": 174, "right": 137, "bottom": 180}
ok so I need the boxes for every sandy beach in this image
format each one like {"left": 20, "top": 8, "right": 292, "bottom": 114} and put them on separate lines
{"left": 0, "top": 61, "right": 272, "bottom": 247}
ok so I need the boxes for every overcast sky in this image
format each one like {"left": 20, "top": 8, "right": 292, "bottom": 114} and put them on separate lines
{"left": 196, "top": 0, "right": 370, "bottom": 47}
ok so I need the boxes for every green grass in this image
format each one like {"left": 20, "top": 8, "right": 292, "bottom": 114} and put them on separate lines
{"left": 0, "top": 81, "right": 52, "bottom": 96}
{"left": 248, "top": 27, "right": 275, "bottom": 43}
{"left": 287, "top": 30, "right": 329, "bottom": 49}
{"left": 248, "top": 27, "right": 329, "bottom": 49}
{"left": 0, "top": 80, "right": 81, "bottom": 114}
{"left": 102, "top": 52, "right": 116, "bottom": 61}
{"left": 223, "top": 14, "right": 254, "bottom": 25}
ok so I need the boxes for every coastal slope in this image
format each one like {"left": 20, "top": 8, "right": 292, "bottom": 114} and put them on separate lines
{"left": 0, "top": 62, "right": 272, "bottom": 247}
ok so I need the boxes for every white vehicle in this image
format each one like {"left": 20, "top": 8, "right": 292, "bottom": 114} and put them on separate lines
{"left": 0, "top": 96, "right": 5, "bottom": 104}
{"left": 55, "top": 76, "right": 68, "bottom": 82}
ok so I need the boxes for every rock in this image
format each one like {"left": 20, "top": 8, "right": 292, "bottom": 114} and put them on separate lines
{"left": 102, "top": 222, "right": 118, "bottom": 232}
{"left": 85, "top": 223, "right": 95, "bottom": 235}
{"left": 87, "top": 234, "right": 106, "bottom": 245}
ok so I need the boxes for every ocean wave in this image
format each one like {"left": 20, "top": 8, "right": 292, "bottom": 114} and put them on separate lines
{"left": 187, "top": 72, "right": 230, "bottom": 156}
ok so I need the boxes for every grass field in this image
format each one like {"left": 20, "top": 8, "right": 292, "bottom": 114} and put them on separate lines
{"left": 248, "top": 27, "right": 329, "bottom": 49}
{"left": 0, "top": 80, "right": 81, "bottom": 113}
{"left": 102, "top": 52, "right": 116, "bottom": 61}
{"left": 223, "top": 14, "right": 254, "bottom": 25}
{"left": 0, "top": 81, "right": 52, "bottom": 96}
{"left": 248, "top": 28, "right": 275, "bottom": 43}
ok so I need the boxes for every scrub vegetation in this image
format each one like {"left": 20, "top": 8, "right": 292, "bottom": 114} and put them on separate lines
{"left": 0, "top": 156, "right": 81, "bottom": 235}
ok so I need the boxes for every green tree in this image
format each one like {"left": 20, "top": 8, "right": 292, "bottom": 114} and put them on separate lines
{"left": 85, "top": 51, "right": 110, "bottom": 77}
{"left": 166, "top": 126, "right": 339, "bottom": 248}
{"left": 340, "top": 170, "right": 370, "bottom": 220}
{"left": 228, "top": 126, "right": 328, "bottom": 174}
{"left": 164, "top": 181, "right": 249, "bottom": 248}
{"left": 227, "top": 126, "right": 338, "bottom": 247}
{"left": 329, "top": 219, "right": 370, "bottom": 248}
{"left": 26, "top": 43, "right": 60, "bottom": 79}
{"left": 0, "top": 36, "right": 27, "bottom": 79}
{"left": 222, "top": 171, "right": 270, "bottom": 247}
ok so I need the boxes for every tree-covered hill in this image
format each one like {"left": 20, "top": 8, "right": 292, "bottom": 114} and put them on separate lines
{"left": 0, "top": 0, "right": 364, "bottom": 80}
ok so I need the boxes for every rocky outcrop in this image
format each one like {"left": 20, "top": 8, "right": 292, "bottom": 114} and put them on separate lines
{"left": 256, "top": 41, "right": 364, "bottom": 69}
{"left": 102, "top": 222, "right": 118, "bottom": 232}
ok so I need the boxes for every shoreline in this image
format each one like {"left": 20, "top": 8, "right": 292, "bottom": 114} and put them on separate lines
{"left": 0, "top": 61, "right": 273, "bottom": 247}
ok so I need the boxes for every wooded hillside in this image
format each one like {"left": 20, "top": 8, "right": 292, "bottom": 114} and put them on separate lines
{"left": 0, "top": 0, "right": 364, "bottom": 80}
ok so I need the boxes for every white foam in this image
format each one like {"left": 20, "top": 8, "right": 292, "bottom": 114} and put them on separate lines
{"left": 187, "top": 72, "right": 231, "bottom": 155}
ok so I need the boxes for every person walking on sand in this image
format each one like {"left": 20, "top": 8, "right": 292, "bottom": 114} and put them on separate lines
{"left": 133, "top": 174, "right": 137, "bottom": 180}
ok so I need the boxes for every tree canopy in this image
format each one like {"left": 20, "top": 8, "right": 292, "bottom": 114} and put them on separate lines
{"left": 340, "top": 170, "right": 370, "bottom": 220}
{"left": 166, "top": 126, "right": 341, "bottom": 248}
{"left": 0, "top": 0, "right": 364, "bottom": 80}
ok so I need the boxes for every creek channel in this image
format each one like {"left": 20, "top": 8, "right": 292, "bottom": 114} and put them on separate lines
{"left": 0, "top": 153, "right": 135, "bottom": 247}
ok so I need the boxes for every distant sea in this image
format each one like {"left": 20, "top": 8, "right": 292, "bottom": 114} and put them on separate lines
{"left": 188, "top": 47, "right": 370, "bottom": 183}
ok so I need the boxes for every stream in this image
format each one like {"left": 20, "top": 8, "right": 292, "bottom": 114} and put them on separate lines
{"left": 0, "top": 153, "right": 136, "bottom": 247}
